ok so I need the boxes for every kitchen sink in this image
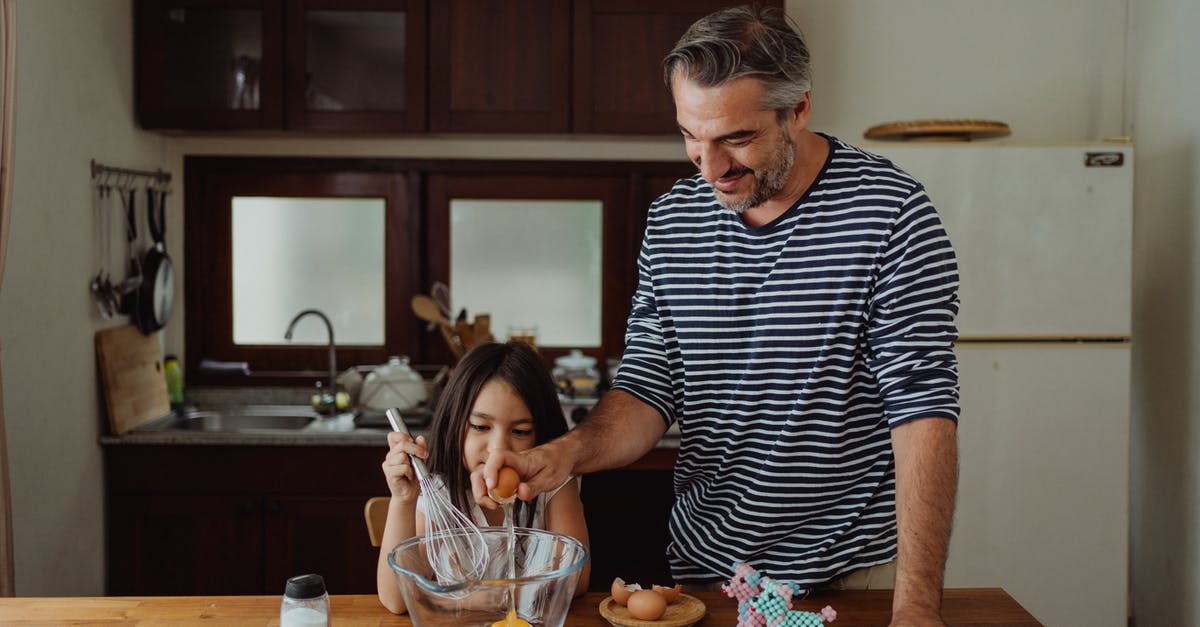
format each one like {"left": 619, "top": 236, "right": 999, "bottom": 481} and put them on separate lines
{"left": 135, "top": 405, "right": 323, "bottom": 433}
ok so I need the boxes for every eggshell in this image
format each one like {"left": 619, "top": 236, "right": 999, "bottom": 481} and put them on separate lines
{"left": 652, "top": 583, "right": 681, "bottom": 603}
{"left": 494, "top": 467, "right": 520, "bottom": 499}
{"left": 611, "top": 577, "right": 641, "bottom": 605}
{"left": 626, "top": 589, "right": 667, "bottom": 620}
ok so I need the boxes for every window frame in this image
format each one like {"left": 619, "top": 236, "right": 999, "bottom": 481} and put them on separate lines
{"left": 183, "top": 156, "right": 695, "bottom": 385}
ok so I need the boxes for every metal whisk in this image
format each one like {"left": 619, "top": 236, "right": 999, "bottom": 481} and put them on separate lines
{"left": 385, "top": 408, "right": 488, "bottom": 585}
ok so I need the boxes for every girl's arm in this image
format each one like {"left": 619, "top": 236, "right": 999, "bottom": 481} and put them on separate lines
{"left": 544, "top": 477, "right": 591, "bottom": 595}
{"left": 376, "top": 500, "right": 424, "bottom": 613}
{"left": 376, "top": 432, "right": 428, "bottom": 614}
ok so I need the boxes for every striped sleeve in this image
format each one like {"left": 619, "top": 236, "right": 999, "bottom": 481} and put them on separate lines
{"left": 866, "top": 185, "right": 961, "bottom": 427}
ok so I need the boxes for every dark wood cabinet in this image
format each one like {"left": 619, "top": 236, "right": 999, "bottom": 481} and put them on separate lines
{"left": 107, "top": 492, "right": 263, "bottom": 595}
{"left": 263, "top": 495, "right": 382, "bottom": 593}
{"left": 135, "top": 0, "right": 427, "bottom": 132}
{"left": 104, "top": 442, "right": 679, "bottom": 595}
{"left": 284, "top": 0, "right": 427, "bottom": 132}
{"left": 429, "top": 0, "right": 570, "bottom": 133}
{"left": 137, "top": 0, "right": 779, "bottom": 134}
{"left": 572, "top": 0, "right": 783, "bottom": 134}
{"left": 135, "top": 0, "right": 285, "bottom": 130}
{"left": 104, "top": 445, "right": 388, "bottom": 595}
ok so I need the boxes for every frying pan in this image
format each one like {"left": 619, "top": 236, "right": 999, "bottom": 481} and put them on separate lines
{"left": 135, "top": 187, "right": 174, "bottom": 333}
{"left": 116, "top": 187, "right": 143, "bottom": 314}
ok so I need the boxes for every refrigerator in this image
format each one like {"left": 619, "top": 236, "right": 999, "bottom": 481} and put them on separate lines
{"left": 867, "top": 142, "right": 1134, "bottom": 627}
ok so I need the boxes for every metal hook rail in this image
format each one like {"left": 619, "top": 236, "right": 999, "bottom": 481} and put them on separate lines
{"left": 90, "top": 159, "right": 172, "bottom": 188}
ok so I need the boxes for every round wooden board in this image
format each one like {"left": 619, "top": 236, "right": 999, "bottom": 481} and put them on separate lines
{"left": 863, "top": 119, "right": 1011, "bottom": 142}
{"left": 598, "top": 593, "right": 707, "bottom": 627}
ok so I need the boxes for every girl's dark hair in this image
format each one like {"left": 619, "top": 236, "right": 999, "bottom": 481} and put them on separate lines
{"left": 426, "top": 341, "right": 567, "bottom": 527}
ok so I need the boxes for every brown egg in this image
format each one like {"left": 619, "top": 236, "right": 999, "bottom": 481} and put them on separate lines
{"left": 652, "top": 583, "right": 681, "bottom": 603}
{"left": 626, "top": 589, "right": 667, "bottom": 621}
{"left": 610, "top": 577, "right": 641, "bottom": 606}
{"left": 494, "top": 467, "right": 520, "bottom": 499}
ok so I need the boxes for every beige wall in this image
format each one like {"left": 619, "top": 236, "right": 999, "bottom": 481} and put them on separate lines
{"left": 0, "top": 0, "right": 166, "bottom": 595}
{"left": 6, "top": 2, "right": 1192, "bottom": 623}
{"left": 1127, "top": 0, "right": 1200, "bottom": 624}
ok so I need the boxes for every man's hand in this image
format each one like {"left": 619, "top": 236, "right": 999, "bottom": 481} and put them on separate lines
{"left": 473, "top": 437, "right": 581, "bottom": 508}
{"left": 472, "top": 389, "right": 668, "bottom": 508}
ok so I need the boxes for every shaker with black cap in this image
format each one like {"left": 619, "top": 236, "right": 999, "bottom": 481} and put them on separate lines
{"left": 281, "top": 573, "right": 329, "bottom": 627}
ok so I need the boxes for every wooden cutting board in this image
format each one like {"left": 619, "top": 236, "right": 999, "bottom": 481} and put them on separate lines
{"left": 95, "top": 324, "right": 170, "bottom": 434}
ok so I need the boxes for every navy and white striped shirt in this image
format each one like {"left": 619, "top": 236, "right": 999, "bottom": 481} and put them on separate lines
{"left": 611, "top": 134, "right": 960, "bottom": 590}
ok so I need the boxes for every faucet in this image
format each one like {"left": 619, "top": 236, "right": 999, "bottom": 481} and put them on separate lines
{"left": 284, "top": 308, "right": 338, "bottom": 415}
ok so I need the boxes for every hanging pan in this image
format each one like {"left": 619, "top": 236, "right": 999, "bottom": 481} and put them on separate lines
{"left": 135, "top": 186, "right": 174, "bottom": 333}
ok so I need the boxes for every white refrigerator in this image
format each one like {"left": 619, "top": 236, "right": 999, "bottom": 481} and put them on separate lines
{"left": 868, "top": 142, "right": 1133, "bottom": 627}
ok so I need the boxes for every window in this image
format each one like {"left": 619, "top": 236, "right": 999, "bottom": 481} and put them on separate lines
{"left": 231, "top": 196, "right": 386, "bottom": 345}
{"left": 184, "top": 164, "right": 417, "bottom": 384}
{"left": 449, "top": 198, "right": 603, "bottom": 347}
{"left": 184, "top": 158, "right": 693, "bottom": 384}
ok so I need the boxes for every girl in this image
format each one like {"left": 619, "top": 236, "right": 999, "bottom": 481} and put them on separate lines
{"left": 375, "top": 341, "right": 591, "bottom": 614}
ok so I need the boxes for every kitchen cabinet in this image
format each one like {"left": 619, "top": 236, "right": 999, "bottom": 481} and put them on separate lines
{"left": 105, "top": 441, "right": 680, "bottom": 594}
{"left": 137, "top": 0, "right": 778, "bottom": 134}
{"left": 580, "top": 467, "right": 674, "bottom": 589}
{"left": 135, "top": 0, "right": 427, "bottom": 132}
{"left": 572, "top": 0, "right": 782, "bottom": 134}
{"left": 104, "top": 445, "right": 386, "bottom": 595}
{"left": 431, "top": 0, "right": 781, "bottom": 134}
{"left": 428, "top": 0, "right": 569, "bottom": 133}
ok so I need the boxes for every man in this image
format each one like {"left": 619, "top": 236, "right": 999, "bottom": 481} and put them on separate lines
{"left": 478, "top": 5, "right": 959, "bottom": 625}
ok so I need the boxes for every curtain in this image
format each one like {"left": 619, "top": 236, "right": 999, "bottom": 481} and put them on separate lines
{"left": 0, "top": 0, "right": 16, "bottom": 597}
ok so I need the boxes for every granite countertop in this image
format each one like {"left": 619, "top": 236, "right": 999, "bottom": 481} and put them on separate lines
{"left": 99, "top": 386, "right": 681, "bottom": 449}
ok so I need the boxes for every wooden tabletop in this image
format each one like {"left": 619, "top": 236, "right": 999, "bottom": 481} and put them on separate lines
{"left": 0, "top": 589, "right": 1041, "bottom": 625}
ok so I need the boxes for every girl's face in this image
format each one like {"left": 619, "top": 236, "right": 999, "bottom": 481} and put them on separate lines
{"left": 461, "top": 379, "right": 537, "bottom": 473}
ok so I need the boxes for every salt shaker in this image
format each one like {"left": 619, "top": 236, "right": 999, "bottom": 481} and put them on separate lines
{"left": 281, "top": 573, "right": 329, "bottom": 627}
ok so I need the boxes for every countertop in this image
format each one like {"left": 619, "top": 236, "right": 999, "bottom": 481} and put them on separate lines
{"left": 98, "top": 420, "right": 681, "bottom": 450}
{"left": 0, "top": 589, "right": 1041, "bottom": 625}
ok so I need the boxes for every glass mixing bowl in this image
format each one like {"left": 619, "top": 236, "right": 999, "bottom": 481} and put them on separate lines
{"left": 387, "top": 527, "right": 589, "bottom": 627}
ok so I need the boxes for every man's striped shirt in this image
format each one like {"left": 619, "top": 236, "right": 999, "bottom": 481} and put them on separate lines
{"left": 610, "top": 134, "right": 960, "bottom": 589}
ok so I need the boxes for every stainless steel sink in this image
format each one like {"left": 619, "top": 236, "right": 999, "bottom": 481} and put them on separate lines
{"left": 136, "top": 405, "right": 321, "bottom": 433}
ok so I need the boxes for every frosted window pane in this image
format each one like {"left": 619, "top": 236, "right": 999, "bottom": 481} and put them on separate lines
{"left": 232, "top": 197, "right": 385, "bottom": 345}
{"left": 450, "top": 199, "right": 602, "bottom": 347}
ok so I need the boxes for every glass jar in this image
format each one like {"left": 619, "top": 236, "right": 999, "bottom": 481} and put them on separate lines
{"left": 281, "top": 573, "right": 329, "bottom": 627}
{"left": 552, "top": 349, "right": 600, "bottom": 399}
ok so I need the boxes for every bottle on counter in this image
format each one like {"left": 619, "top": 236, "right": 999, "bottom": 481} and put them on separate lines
{"left": 281, "top": 573, "right": 329, "bottom": 627}
{"left": 164, "top": 354, "right": 184, "bottom": 411}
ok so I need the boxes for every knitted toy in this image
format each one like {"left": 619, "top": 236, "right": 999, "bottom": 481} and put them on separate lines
{"left": 722, "top": 563, "right": 837, "bottom": 627}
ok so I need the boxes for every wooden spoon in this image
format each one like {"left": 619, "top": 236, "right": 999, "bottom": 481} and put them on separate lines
{"left": 412, "top": 295, "right": 448, "bottom": 324}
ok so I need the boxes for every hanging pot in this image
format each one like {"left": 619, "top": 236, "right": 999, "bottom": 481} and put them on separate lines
{"left": 135, "top": 187, "right": 174, "bottom": 333}
{"left": 116, "top": 186, "right": 143, "bottom": 315}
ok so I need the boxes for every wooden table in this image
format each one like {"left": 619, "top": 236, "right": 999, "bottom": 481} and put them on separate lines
{"left": 0, "top": 589, "right": 1041, "bottom": 625}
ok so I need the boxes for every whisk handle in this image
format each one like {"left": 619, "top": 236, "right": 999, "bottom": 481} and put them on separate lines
{"left": 385, "top": 408, "right": 433, "bottom": 482}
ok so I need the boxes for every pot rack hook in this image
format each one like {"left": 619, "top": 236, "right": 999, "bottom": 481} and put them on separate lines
{"left": 90, "top": 159, "right": 173, "bottom": 196}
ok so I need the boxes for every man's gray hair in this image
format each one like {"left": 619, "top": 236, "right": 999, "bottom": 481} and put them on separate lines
{"left": 663, "top": 5, "right": 811, "bottom": 115}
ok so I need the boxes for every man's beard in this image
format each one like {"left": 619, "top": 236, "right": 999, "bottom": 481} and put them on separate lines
{"left": 716, "top": 129, "right": 796, "bottom": 215}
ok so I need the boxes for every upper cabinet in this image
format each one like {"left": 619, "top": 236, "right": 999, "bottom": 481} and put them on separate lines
{"left": 572, "top": 0, "right": 767, "bottom": 135}
{"left": 284, "top": 0, "right": 427, "bottom": 132}
{"left": 429, "top": 0, "right": 569, "bottom": 133}
{"left": 135, "top": 0, "right": 427, "bottom": 132}
{"left": 135, "top": 0, "right": 779, "bottom": 134}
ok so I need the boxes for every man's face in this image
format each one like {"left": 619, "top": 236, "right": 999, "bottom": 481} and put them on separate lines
{"left": 673, "top": 75, "right": 802, "bottom": 214}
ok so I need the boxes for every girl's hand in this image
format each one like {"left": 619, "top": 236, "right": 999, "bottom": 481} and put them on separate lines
{"left": 382, "top": 432, "right": 428, "bottom": 503}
